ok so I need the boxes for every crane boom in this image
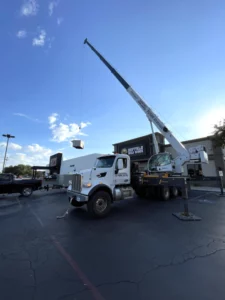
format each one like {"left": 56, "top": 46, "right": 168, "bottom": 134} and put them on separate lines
{"left": 150, "top": 121, "right": 159, "bottom": 154}
{"left": 84, "top": 38, "right": 208, "bottom": 174}
{"left": 84, "top": 38, "right": 189, "bottom": 157}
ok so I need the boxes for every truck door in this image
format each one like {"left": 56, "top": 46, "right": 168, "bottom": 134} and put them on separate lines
{"left": 0, "top": 174, "right": 12, "bottom": 194}
{"left": 114, "top": 158, "right": 129, "bottom": 185}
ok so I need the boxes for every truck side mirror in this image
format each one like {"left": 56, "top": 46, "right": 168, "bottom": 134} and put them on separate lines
{"left": 117, "top": 159, "right": 123, "bottom": 170}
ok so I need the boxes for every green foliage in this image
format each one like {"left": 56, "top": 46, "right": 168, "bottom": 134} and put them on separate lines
{"left": 3, "top": 165, "right": 44, "bottom": 178}
{"left": 4, "top": 164, "right": 32, "bottom": 177}
{"left": 213, "top": 119, "right": 225, "bottom": 148}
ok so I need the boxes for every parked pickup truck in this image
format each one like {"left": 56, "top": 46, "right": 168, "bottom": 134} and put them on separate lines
{"left": 0, "top": 173, "right": 42, "bottom": 197}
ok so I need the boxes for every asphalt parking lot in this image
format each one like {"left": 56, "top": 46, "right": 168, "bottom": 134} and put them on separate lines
{"left": 1, "top": 190, "right": 225, "bottom": 300}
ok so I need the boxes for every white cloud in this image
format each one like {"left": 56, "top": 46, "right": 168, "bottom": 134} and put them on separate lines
{"left": 3, "top": 153, "right": 46, "bottom": 167}
{"left": 48, "top": 113, "right": 58, "bottom": 128}
{"left": 51, "top": 123, "right": 86, "bottom": 142}
{"left": 16, "top": 30, "right": 27, "bottom": 38}
{"left": 80, "top": 122, "right": 91, "bottom": 129}
{"left": 48, "top": 112, "right": 91, "bottom": 143}
{"left": 49, "top": 1, "right": 58, "bottom": 16}
{"left": 0, "top": 142, "right": 22, "bottom": 151}
{"left": 26, "top": 144, "right": 52, "bottom": 156}
{"left": 21, "top": 0, "right": 39, "bottom": 16}
{"left": 57, "top": 17, "right": 63, "bottom": 25}
{"left": 0, "top": 143, "right": 54, "bottom": 167}
{"left": 25, "top": 144, "right": 53, "bottom": 165}
{"left": 10, "top": 143, "right": 23, "bottom": 150}
{"left": 32, "top": 29, "right": 46, "bottom": 47}
{"left": 13, "top": 113, "right": 41, "bottom": 122}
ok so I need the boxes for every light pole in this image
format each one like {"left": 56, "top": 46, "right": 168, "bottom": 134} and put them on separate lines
{"left": 2, "top": 134, "right": 15, "bottom": 173}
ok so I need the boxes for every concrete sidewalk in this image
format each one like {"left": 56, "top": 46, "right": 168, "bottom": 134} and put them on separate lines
{"left": 191, "top": 186, "right": 225, "bottom": 193}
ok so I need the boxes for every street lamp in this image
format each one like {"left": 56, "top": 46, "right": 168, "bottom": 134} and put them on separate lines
{"left": 2, "top": 134, "right": 15, "bottom": 173}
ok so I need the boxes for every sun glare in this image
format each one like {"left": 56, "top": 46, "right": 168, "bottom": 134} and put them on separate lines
{"left": 197, "top": 106, "right": 225, "bottom": 137}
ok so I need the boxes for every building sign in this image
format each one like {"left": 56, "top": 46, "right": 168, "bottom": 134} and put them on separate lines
{"left": 128, "top": 146, "right": 144, "bottom": 155}
{"left": 50, "top": 157, "right": 57, "bottom": 167}
{"left": 48, "top": 153, "right": 63, "bottom": 174}
{"left": 121, "top": 145, "right": 145, "bottom": 156}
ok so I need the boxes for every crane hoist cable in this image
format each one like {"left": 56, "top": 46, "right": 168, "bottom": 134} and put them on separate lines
{"left": 79, "top": 43, "right": 85, "bottom": 129}
{"left": 71, "top": 44, "right": 85, "bottom": 149}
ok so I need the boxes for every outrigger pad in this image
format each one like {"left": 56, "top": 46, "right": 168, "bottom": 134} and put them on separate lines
{"left": 172, "top": 212, "right": 202, "bottom": 221}
{"left": 71, "top": 140, "right": 84, "bottom": 149}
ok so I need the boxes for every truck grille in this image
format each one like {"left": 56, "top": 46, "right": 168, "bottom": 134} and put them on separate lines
{"left": 71, "top": 174, "right": 82, "bottom": 192}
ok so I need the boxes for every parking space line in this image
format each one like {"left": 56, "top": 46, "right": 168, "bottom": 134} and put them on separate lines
{"left": 189, "top": 192, "right": 215, "bottom": 201}
{"left": 29, "top": 207, "right": 44, "bottom": 227}
{"left": 51, "top": 235, "right": 105, "bottom": 300}
{"left": 29, "top": 207, "right": 105, "bottom": 300}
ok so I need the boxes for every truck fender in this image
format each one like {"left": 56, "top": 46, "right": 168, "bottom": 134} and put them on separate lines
{"left": 88, "top": 184, "right": 113, "bottom": 202}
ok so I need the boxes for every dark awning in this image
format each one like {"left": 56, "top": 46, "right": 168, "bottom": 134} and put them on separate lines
{"left": 32, "top": 166, "right": 57, "bottom": 170}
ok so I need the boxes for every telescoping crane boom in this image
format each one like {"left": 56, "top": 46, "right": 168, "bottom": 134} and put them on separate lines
{"left": 84, "top": 38, "right": 208, "bottom": 174}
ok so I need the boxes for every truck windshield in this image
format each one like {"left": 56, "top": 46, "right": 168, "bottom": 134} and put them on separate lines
{"left": 148, "top": 153, "right": 171, "bottom": 170}
{"left": 95, "top": 156, "right": 115, "bottom": 168}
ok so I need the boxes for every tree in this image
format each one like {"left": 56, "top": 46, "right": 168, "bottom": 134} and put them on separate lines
{"left": 213, "top": 119, "right": 225, "bottom": 148}
{"left": 4, "top": 164, "right": 32, "bottom": 177}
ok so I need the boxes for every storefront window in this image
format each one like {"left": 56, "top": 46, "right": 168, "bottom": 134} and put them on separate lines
{"left": 187, "top": 164, "right": 203, "bottom": 178}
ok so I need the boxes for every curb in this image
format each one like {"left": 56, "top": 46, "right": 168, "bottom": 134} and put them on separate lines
{"left": 191, "top": 189, "right": 224, "bottom": 193}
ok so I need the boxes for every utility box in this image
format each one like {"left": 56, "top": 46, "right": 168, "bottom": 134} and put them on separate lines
{"left": 71, "top": 140, "right": 84, "bottom": 149}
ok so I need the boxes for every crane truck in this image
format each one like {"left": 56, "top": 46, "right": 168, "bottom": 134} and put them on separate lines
{"left": 67, "top": 39, "right": 209, "bottom": 218}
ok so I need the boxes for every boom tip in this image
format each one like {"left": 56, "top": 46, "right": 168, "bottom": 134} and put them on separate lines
{"left": 84, "top": 38, "right": 88, "bottom": 44}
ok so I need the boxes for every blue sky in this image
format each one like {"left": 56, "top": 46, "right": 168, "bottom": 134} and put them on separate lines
{"left": 1, "top": 0, "right": 225, "bottom": 167}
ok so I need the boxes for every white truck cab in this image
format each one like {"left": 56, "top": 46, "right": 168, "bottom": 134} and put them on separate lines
{"left": 67, "top": 154, "right": 135, "bottom": 217}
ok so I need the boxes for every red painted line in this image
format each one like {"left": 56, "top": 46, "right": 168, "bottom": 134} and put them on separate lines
{"left": 51, "top": 235, "right": 105, "bottom": 300}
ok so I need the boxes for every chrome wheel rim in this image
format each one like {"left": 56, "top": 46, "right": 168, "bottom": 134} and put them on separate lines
{"left": 164, "top": 189, "right": 169, "bottom": 198}
{"left": 172, "top": 187, "right": 178, "bottom": 196}
{"left": 95, "top": 198, "right": 107, "bottom": 213}
{"left": 24, "top": 188, "right": 32, "bottom": 195}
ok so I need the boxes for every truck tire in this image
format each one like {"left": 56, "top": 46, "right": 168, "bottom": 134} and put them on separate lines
{"left": 161, "top": 187, "right": 170, "bottom": 201}
{"left": 87, "top": 191, "right": 111, "bottom": 218}
{"left": 171, "top": 186, "right": 178, "bottom": 198}
{"left": 21, "top": 187, "right": 33, "bottom": 197}
{"left": 69, "top": 197, "right": 85, "bottom": 207}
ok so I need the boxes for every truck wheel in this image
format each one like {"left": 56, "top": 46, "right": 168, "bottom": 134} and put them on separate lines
{"left": 87, "top": 191, "right": 111, "bottom": 218}
{"left": 171, "top": 187, "right": 178, "bottom": 198}
{"left": 161, "top": 187, "right": 170, "bottom": 201}
{"left": 69, "top": 197, "right": 85, "bottom": 207}
{"left": 21, "top": 187, "right": 33, "bottom": 197}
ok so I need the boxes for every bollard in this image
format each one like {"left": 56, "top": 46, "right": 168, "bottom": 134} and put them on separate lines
{"left": 183, "top": 184, "right": 189, "bottom": 216}
{"left": 220, "top": 177, "right": 224, "bottom": 196}
{"left": 172, "top": 178, "right": 201, "bottom": 221}
{"left": 218, "top": 168, "right": 224, "bottom": 196}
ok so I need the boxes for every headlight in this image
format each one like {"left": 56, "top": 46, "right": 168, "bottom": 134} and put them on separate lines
{"left": 83, "top": 182, "right": 92, "bottom": 188}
